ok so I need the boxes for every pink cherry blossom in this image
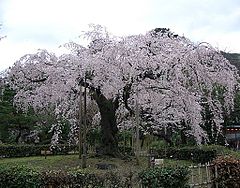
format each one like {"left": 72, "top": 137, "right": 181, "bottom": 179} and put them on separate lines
{"left": 8, "top": 25, "right": 239, "bottom": 145}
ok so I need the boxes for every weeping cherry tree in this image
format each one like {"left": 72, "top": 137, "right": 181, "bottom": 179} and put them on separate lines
{"left": 8, "top": 25, "right": 239, "bottom": 156}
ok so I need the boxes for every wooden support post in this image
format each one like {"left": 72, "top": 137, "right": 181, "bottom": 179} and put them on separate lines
{"left": 131, "top": 123, "right": 135, "bottom": 153}
{"left": 123, "top": 130, "right": 126, "bottom": 153}
{"left": 215, "top": 165, "right": 218, "bottom": 188}
{"left": 191, "top": 165, "right": 194, "bottom": 185}
{"left": 206, "top": 163, "right": 211, "bottom": 188}
{"left": 135, "top": 96, "right": 140, "bottom": 165}
{"left": 78, "top": 85, "right": 83, "bottom": 159}
{"left": 44, "top": 149, "right": 47, "bottom": 159}
{"left": 82, "top": 76, "right": 87, "bottom": 169}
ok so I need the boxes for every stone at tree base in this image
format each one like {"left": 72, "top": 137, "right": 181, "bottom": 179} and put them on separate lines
{"left": 96, "top": 163, "right": 117, "bottom": 170}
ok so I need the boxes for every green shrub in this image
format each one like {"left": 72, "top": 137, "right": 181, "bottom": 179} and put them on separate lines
{"left": 0, "top": 165, "right": 128, "bottom": 188}
{"left": 151, "top": 146, "right": 217, "bottom": 164}
{"left": 0, "top": 144, "right": 46, "bottom": 158}
{"left": 87, "top": 128, "right": 101, "bottom": 147}
{"left": 0, "top": 144, "right": 77, "bottom": 158}
{"left": 139, "top": 166, "right": 190, "bottom": 188}
{"left": 176, "top": 147, "right": 216, "bottom": 164}
{"left": 149, "top": 140, "right": 168, "bottom": 150}
{"left": 70, "top": 170, "right": 127, "bottom": 187}
{"left": 117, "top": 130, "right": 132, "bottom": 144}
{"left": 0, "top": 164, "right": 41, "bottom": 188}
{"left": 41, "top": 170, "right": 70, "bottom": 188}
{"left": 118, "top": 146, "right": 134, "bottom": 156}
{"left": 201, "top": 144, "right": 235, "bottom": 156}
{"left": 68, "top": 169, "right": 104, "bottom": 187}
{"left": 102, "top": 171, "right": 126, "bottom": 188}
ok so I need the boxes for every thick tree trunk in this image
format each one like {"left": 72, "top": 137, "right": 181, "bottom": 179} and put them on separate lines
{"left": 92, "top": 91, "right": 119, "bottom": 156}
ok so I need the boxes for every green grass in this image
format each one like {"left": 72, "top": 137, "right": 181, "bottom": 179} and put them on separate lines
{"left": 0, "top": 154, "right": 192, "bottom": 173}
{"left": 1, "top": 145, "right": 238, "bottom": 175}
{"left": 0, "top": 155, "right": 81, "bottom": 171}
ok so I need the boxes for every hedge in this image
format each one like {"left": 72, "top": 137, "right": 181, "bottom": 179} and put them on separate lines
{"left": 0, "top": 164, "right": 130, "bottom": 188}
{"left": 139, "top": 166, "right": 190, "bottom": 188}
{"left": 151, "top": 146, "right": 217, "bottom": 164}
{"left": 0, "top": 144, "right": 78, "bottom": 158}
{"left": 0, "top": 165, "right": 42, "bottom": 188}
{"left": 0, "top": 164, "right": 191, "bottom": 188}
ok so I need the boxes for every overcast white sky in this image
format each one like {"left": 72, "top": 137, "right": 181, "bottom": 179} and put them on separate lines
{"left": 0, "top": 0, "right": 240, "bottom": 71}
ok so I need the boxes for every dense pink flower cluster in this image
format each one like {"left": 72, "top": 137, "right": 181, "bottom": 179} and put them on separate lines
{"left": 8, "top": 25, "right": 239, "bottom": 144}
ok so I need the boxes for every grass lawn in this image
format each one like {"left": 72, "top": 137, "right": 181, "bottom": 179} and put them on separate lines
{"left": 0, "top": 154, "right": 192, "bottom": 174}
{"left": 0, "top": 155, "right": 83, "bottom": 171}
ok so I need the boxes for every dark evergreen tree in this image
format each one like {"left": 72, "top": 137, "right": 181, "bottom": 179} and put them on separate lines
{"left": 0, "top": 85, "right": 39, "bottom": 143}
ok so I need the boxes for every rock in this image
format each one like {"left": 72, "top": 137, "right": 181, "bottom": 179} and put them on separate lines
{"left": 96, "top": 163, "right": 117, "bottom": 170}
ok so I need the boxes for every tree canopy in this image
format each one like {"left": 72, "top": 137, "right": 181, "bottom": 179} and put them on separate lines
{"left": 7, "top": 25, "right": 239, "bottom": 152}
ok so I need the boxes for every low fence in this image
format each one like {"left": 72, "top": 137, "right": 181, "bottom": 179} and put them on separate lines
{"left": 189, "top": 163, "right": 219, "bottom": 188}
{"left": 138, "top": 150, "right": 219, "bottom": 187}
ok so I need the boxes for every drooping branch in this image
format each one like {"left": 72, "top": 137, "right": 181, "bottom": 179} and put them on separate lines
{"left": 7, "top": 25, "right": 239, "bottom": 149}
{"left": 27, "top": 77, "right": 48, "bottom": 83}
{"left": 20, "top": 69, "right": 48, "bottom": 83}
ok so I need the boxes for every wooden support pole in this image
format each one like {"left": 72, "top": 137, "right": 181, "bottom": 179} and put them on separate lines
{"left": 44, "top": 149, "right": 47, "bottom": 159}
{"left": 82, "top": 75, "right": 87, "bottom": 168}
{"left": 135, "top": 96, "right": 140, "bottom": 165}
{"left": 191, "top": 165, "right": 194, "bottom": 185}
{"left": 206, "top": 163, "right": 211, "bottom": 188}
{"left": 198, "top": 164, "right": 202, "bottom": 184}
{"left": 78, "top": 85, "right": 83, "bottom": 159}
{"left": 215, "top": 165, "right": 218, "bottom": 188}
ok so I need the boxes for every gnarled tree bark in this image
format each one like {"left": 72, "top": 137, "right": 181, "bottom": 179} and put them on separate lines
{"left": 92, "top": 89, "right": 120, "bottom": 156}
